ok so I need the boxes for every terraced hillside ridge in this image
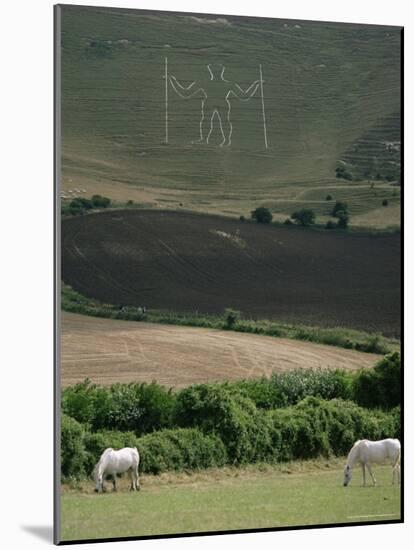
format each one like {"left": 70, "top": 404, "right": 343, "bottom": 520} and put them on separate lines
{"left": 61, "top": 312, "right": 381, "bottom": 388}
{"left": 60, "top": 6, "right": 401, "bottom": 225}
{"left": 61, "top": 210, "right": 401, "bottom": 335}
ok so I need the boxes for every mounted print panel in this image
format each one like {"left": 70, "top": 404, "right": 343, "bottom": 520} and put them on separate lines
{"left": 54, "top": 4, "right": 402, "bottom": 544}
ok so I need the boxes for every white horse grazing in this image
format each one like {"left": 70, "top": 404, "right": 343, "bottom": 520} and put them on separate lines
{"left": 93, "top": 447, "right": 140, "bottom": 493}
{"left": 343, "top": 439, "right": 400, "bottom": 487}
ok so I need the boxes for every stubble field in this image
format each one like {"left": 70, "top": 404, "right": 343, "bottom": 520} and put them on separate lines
{"left": 61, "top": 312, "right": 381, "bottom": 387}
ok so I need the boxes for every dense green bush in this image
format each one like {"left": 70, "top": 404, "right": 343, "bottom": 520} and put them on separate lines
{"left": 336, "top": 210, "right": 350, "bottom": 229}
{"left": 62, "top": 380, "right": 175, "bottom": 434}
{"left": 291, "top": 209, "right": 316, "bottom": 226}
{"left": 267, "top": 397, "right": 399, "bottom": 460}
{"left": 331, "top": 201, "right": 348, "bottom": 217}
{"left": 267, "top": 405, "right": 330, "bottom": 461}
{"left": 61, "top": 204, "right": 85, "bottom": 217}
{"left": 251, "top": 207, "right": 273, "bottom": 224}
{"left": 227, "top": 369, "right": 352, "bottom": 409}
{"left": 312, "top": 398, "right": 399, "bottom": 455}
{"left": 223, "top": 308, "right": 240, "bottom": 329}
{"left": 69, "top": 197, "right": 93, "bottom": 210}
{"left": 174, "top": 384, "right": 271, "bottom": 463}
{"left": 271, "top": 369, "right": 353, "bottom": 406}
{"left": 138, "top": 428, "right": 228, "bottom": 474}
{"left": 91, "top": 194, "right": 111, "bottom": 208}
{"left": 353, "top": 352, "right": 401, "bottom": 409}
{"left": 61, "top": 414, "right": 88, "bottom": 479}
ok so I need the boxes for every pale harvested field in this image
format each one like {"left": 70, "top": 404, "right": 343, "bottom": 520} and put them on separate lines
{"left": 61, "top": 312, "right": 381, "bottom": 388}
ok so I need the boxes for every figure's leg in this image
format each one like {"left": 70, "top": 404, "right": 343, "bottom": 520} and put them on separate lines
{"left": 219, "top": 101, "right": 233, "bottom": 146}
{"left": 366, "top": 464, "right": 377, "bottom": 486}
{"left": 192, "top": 100, "right": 207, "bottom": 144}
{"left": 205, "top": 106, "right": 217, "bottom": 145}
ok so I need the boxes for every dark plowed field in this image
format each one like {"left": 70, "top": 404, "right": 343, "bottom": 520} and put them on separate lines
{"left": 62, "top": 210, "right": 400, "bottom": 335}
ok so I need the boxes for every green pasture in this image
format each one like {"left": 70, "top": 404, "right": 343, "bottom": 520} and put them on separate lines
{"left": 60, "top": 463, "right": 400, "bottom": 541}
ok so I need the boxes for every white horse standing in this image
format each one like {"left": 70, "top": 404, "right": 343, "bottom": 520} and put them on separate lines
{"left": 93, "top": 447, "right": 140, "bottom": 493}
{"left": 343, "top": 439, "right": 400, "bottom": 487}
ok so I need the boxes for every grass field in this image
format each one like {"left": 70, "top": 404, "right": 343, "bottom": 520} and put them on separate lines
{"left": 59, "top": 6, "right": 401, "bottom": 228}
{"left": 62, "top": 210, "right": 401, "bottom": 335}
{"left": 61, "top": 312, "right": 382, "bottom": 387}
{"left": 60, "top": 461, "right": 401, "bottom": 541}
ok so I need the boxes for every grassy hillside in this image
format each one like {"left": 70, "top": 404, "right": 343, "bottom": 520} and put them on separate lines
{"left": 59, "top": 6, "right": 401, "bottom": 226}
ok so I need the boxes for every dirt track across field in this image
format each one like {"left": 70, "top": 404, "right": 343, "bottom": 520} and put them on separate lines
{"left": 61, "top": 312, "right": 381, "bottom": 388}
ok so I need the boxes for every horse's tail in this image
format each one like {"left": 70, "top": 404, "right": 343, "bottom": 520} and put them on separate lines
{"left": 396, "top": 443, "right": 401, "bottom": 466}
{"left": 134, "top": 447, "right": 140, "bottom": 465}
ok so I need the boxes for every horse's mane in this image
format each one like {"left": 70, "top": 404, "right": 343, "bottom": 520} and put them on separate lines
{"left": 346, "top": 440, "right": 362, "bottom": 465}
{"left": 92, "top": 447, "right": 114, "bottom": 477}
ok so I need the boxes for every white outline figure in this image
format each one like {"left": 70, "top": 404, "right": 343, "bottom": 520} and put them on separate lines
{"left": 165, "top": 60, "right": 268, "bottom": 148}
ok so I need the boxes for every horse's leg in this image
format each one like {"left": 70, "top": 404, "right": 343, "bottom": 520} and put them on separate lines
{"left": 129, "top": 469, "right": 135, "bottom": 491}
{"left": 366, "top": 463, "right": 376, "bottom": 486}
{"left": 362, "top": 464, "right": 366, "bottom": 486}
{"left": 112, "top": 474, "right": 117, "bottom": 492}
{"left": 392, "top": 453, "right": 400, "bottom": 485}
{"left": 135, "top": 465, "right": 140, "bottom": 491}
{"left": 392, "top": 462, "right": 400, "bottom": 485}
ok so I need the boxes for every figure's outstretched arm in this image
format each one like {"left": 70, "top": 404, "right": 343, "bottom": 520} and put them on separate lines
{"left": 169, "top": 76, "right": 206, "bottom": 99}
{"left": 230, "top": 80, "right": 261, "bottom": 101}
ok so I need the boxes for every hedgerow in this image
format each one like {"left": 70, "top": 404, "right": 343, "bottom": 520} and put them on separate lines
{"left": 61, "top": 397, "right": 400, "bottom": 480}
{"left": 62, "top": 380, "right": 175, "bottom": 434}
{"left": 62, "top": 426, "right": 227, "bottom": 480}
{"left": 137, "top": 428, "right": 228, "bottom": 474}
{"left": 352, "top": 352, "right": 401, "bottom": 409}
{"left": 62, "top": 353, "right": 401, "bottom": 438}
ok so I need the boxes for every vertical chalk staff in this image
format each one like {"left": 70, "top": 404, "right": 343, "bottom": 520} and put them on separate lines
{"left": 259, "top": 64, "right": 268, "bottom": 149}
{"left": 165, "top": 57, "right": 169, "bottom": 144}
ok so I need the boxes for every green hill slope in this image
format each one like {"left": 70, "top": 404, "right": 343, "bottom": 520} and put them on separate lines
{"left": 59, "top": 6, "right": 401, "bottom": 225}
